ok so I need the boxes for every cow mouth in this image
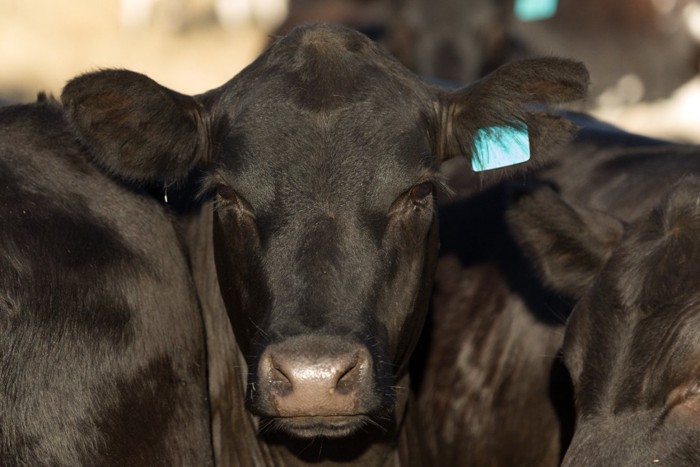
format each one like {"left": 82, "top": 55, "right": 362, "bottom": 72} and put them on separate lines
{"left": 260, "top": 414, "right": 373, "bottom": 439}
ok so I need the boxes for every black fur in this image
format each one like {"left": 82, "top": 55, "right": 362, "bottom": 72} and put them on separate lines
{"left": 387, "top": 0, "right": 699, "bottom": 101}
{"left": 507, "top": 159, "right": 700, "bottom": 465}
{"left": 0, "top": 99, "right": 213, "bottom": 465}
{"left": 564, "top": 177, "right": 700, "bottom": 465}
{"left": 424, "top": 112, "right": 700, "bottom": 465}
{"left": 59, "top": 24, "right": 588, "bottom": 465}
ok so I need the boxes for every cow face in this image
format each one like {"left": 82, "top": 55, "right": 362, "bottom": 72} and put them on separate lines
{"left": 562, "top": 179, "right": 700, "bottom": 466}
{"left": 207, "top": 93, "right": 440, "bottom": 437}
{"left": 61, "top": 25, "right": 587, "bottom": 440}
{"left": 508, "top": 180, "right": 700, "bottom": 465}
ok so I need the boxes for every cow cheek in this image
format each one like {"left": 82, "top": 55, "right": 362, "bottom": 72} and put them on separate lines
{"left": 212, "top": 210, "right": 269, "bottom": 357}
{"left": 379, "top": 215, "right": 438, "bottom": 369}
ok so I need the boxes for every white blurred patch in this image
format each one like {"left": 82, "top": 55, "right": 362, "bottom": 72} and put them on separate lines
{"left": 596, "top": 74, "right": 646, "bottom": 108}
{"left": 216, "top": 0, "right": 288, "bottom": 32}
{"left": 120, "top": 0, "right": 155, "bottom": 29}
{"left": 119, "top": 0, "right": 289, "bottom": 32}
{"left": 593, "top": 76, "right": 700, "bottom": 143}
{"left": 652, "top": 0, "right": 677, "bottom": 15}
{"left": 215, "top": 0, "right": 253, "bottom": 27}
{"left": 251, "top": 0, "right": 288, "bottom": 32}
{"left": 684, "top": 1, "right": 700, "bottom": 41}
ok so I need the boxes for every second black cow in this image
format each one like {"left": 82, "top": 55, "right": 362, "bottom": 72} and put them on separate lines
{"left": 508, "top": 129, "right": 700, "bottom": 465}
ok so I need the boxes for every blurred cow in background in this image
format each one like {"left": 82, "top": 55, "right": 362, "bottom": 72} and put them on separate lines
{"left": 507, "top": 175, "right": 700, "bottom": 466}
{"left": 268, "top": 0, "right": 700, "bottom": 107}
{"left": 386, "top": 0, "right": 700, "bottom": 107}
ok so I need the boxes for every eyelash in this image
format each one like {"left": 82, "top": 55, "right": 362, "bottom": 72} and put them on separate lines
{"left": 214, "top": 183, "right": 256, "bottom": 219}
{"left": 216, "top": 183, "right": 236, "bottom": 200}
{"left": 214, "top": 177, "right": 445, "bottom": 218}
{"left": 409, "top": 181, "right": 434, "bottom": 203}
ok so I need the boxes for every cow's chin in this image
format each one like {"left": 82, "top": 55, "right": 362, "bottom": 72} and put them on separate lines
{"left": 262, "top": 415, "right": 371, "bottom": 439}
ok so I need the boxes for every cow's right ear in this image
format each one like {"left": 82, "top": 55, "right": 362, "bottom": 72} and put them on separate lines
{"left": 61, "top": 69, "right": 211, "bottom": 183}
{"left": 506, "top": 186, "right": 625, "bottom": 298}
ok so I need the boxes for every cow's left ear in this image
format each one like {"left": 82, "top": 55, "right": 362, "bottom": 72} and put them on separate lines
{"left": 434, "top": 58, "right": 589, "bottom": 171}
{"left": 506, "top": 185, "right": 625, "bottom": 298}
{"left": 61, "top": 69, "right": 210, "bottom": 183}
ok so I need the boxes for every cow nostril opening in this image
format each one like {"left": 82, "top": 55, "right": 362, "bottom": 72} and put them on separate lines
{"left": 335, "top": 353, "right": 363, "bottom": 394}
{"left": 260, "top": 344, "right": 372, "bottom": 403}
{"left": 270, "top": 364, "right": 293, "bottom": 394}
{"left": 272, "top": 365, "right": 290, "bottom": 383}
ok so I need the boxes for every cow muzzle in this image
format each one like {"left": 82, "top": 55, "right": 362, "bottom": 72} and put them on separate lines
{"left": 253, "top": 337, "right": 380, "bottom": 438}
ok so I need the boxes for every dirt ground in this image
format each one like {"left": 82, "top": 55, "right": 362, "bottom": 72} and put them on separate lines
{"left": 0, "top": 0, "right": 268, "bottom": 102}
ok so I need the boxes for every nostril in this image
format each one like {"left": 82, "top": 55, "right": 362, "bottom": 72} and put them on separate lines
{"left": 270, "top": 364, "right": 292, "bottom": 393}
{"left": 258, "top": 342, "right": 373, "bottom": 416}
{"left": 335, "top": 353, "right": 361, "bottom": 393}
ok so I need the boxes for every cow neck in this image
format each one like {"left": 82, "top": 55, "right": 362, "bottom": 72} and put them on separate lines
{"left": 182, "top": 202, "right": 424, "bottom": 466}
{"left": 180, "top": 204, "right": 261, "bottom": 465}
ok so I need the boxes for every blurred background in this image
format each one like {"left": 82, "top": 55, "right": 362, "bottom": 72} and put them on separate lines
{"left": 0, "top": 0, "right": 270, "bottom": 101}
{"left": 2, "top": 0, "right": 700, "bottom": 141}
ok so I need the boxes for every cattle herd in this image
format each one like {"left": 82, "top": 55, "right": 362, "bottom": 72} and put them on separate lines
{"left": 2, "top": 23, "right": 700, "bottom": 466}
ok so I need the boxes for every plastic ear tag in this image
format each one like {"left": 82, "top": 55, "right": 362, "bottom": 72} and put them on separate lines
{"left": 514, "top": 0, "right": 558, "bottom": 22}
{"left": 472, "top": 125, "right": 530, "bottom": 172}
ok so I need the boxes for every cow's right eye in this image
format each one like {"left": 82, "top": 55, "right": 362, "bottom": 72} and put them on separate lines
{"left": 215, "top": 183, "right": 256, "bottom": 219}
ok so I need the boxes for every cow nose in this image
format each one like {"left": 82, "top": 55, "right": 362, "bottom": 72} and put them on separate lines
{"left": 258, "top": 343, "right": 372, "bottom": 417}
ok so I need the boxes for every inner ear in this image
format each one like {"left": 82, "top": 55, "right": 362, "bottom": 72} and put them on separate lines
{"left": 433, "top": 57, "right": 589, "bottom": 172}
{"left": 61, "top": 69, "right": 212, "bottom": 183}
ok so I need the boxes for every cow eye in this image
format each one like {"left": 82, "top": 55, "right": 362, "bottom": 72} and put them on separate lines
{"left": 215, "top": 183, "right": 256, "bottom": 219}
{"left": 409, "top": 182, "right": 434, "bottom": 203}
{"left": 216, "top": 183, "right": 236, "bottom": 200}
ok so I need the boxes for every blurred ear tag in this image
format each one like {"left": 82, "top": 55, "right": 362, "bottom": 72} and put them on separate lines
{"left": 472, "top": 125, "right": 530, "bottom": 172}
{"left": 514, "top": 0, "right": 558, "bottom": 21}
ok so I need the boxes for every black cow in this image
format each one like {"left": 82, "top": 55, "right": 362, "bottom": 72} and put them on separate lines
{"left": 413, "top": 114, "right": 700, "bottom": 465}
{"left": 58, "top": 25, "right": 588, "bottom": 465}
{"left": 0, "top": 96, "right": 213, "bottom": 464}
{"left": 508, "top": 176, "right": 700, "bottom": 466}
{"left": 562, "top": 177, "right": 700, "bottom": 466}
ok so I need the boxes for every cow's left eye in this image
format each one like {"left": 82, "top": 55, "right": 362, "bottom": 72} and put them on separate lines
{"left": 409, "top": 182, "right": 434, "bottom": 203}
{"left": 216, "top": 183, "right": 236, "bottom": 200}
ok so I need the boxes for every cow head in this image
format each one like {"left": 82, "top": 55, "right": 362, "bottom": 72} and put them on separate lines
{"left": 508, "top": 179, "right": 700, "bottom": 465}
{"left": 61, "top": 25, "right": 587, "bottom": 441}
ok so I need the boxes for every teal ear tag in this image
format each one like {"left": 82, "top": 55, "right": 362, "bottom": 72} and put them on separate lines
{"left": 472, "top": 125, "right": 530, "bottom": 172}
{"left": 514, "top": 0, "right": 558, "bottom": 21}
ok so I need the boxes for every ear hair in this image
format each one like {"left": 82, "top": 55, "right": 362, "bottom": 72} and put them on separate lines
{"left": 435, "top": 58, "right": 589, "bottom": 175}
{"left": 61, "top": 69, "right": 211, "bottom": 183}
{"left": 507, "top": 185, "right": 624, "bottom": 298}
